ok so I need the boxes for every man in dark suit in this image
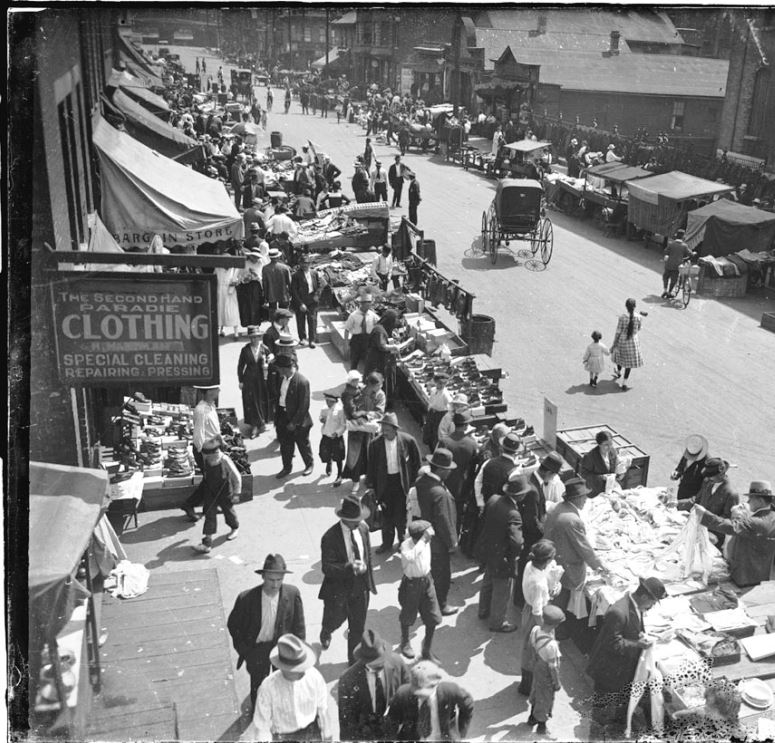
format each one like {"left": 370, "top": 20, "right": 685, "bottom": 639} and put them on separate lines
{"left": 366, "top": 412, "right": 422, "bottom": 553}
{"left": 290, "top": 253, "right": 321, "bottom": 348}
{"left": 337, "top": 629, "right": 410, "bottom": 740}
{"left": 408, "top": 173, "right": 421, "bottom": 225}
{"left": 580, "top": 430, "right": 621, "bottom": 496}
{"left": 262, "top": 248, "right": 292, "bottom": 312}
{"left": 274, "top": 355, "right": 314, "bottom": 478}
{"left": 321, "top": 156, "right": 341, "bottom": 188}
{"left": 587, "top": 577, "right": 666, "bottom": 739}
{"left": 543, "top": 478, "right": 608, "bottom": 639}
{"left": 319, "top": 495, "right": 377, "bottom": 665}
{"left": 414, "top": 449, "right": 459, "bottom": 615}
{"left": 386, "top": 660, "right": 474, "bottom": 741}
{"left": 475, "top": 475, "right": 525, "bottom": 632}
{"left": 227, "top": 554, "right": 305, "bottom": 711}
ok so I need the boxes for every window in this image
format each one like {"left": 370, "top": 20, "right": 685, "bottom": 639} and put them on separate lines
{"left": 319, "top": 27, "right": 326, "bottom": 44}
{"left": 303, "top": 27, "right": 311, "bottom": 43}
{"left": 58, "top": 94, "right": 85, "bottom": 248}
{"left": 670, "top": 100, "right": 685, "bottom": 131}
{"left": 380, "top": 22, "right": 393, "bottom": 47}
{"left": 361, "top": 22, "right": 372, "bottom": 45}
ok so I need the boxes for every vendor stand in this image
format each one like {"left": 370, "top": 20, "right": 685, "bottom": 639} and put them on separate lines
{"left": 297, "top": 202, "right": 390, "bottom": 253}
{"left": 625, "top": 170, "right": 735, "bottom": 242}
{"left": 500, "top": 140, "right": 552, "bottom": 180}
{"left": 685, "top": 199, "right": 775, "bottom": 258}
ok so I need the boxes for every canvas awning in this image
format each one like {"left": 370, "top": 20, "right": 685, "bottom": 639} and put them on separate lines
{"left": 311, "top": 47, "right": 341, "bottom": 70}
{"left": 117, "top": 31, "right": 165, "bottom": 87}
{"left": 119, "top": 84, "right": 171, "bottom": 119}
{"left": 585, "top": 162, "right": 653, "bottom": 184}
{"left": 111, "top": 89, "right": 198, "bottom": 159}
{"left": 685, "top": 200, "right": 775, "bottom": 256}
{"left": 627, "top": 171, "right": 734, "bottom": 206}
{"left": 29, "top": 462, "right": 108, "bottom": 644}
{"left": 92, "top": 115, "right": 243, "bottom": 250}
{"left": 108, "top": 67, "right": 147, "bottom": 90}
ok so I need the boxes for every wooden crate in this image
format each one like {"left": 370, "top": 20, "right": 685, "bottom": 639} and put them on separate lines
{"left": 697, "top": 269, "right": 748, "bottom": 298}
{"left": 555, "top": 424, "right": 650, "bottom": 488}
{"left": 761, "top": 312, "right": 775, "bottom": 334}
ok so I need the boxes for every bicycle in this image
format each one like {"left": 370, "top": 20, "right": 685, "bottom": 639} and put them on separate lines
{"left": 668, "top": 261, "right": 695, "bottom": 308}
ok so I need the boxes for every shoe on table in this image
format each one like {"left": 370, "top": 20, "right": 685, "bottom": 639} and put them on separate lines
{"left": 193, "top": 543, "right": 212, "bottom": 554}
{"left": 491, "top": 621, "right": 518, "bottom": 633}
{"left": 182, "top": 506, "right": 199, "bottom": 522}
{"left": 441, "top": 605, "right": 459, "bottom": 616}
{"left": 227, "top": 528, "right": 239, "bottom": 540}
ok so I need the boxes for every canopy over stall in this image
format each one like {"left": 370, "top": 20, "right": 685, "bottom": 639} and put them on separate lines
{"left": 119, "top": 84, "right": 171, "bottom": 119}
{"left": 685, "top": 200, "right": 775, "bottom": 256}
{"left": 627, "top": 170, "right": 734, "bottom": 236}
{"left": 585, "top": 161, "right": 653, "bottom": 184}
{"left": 111, "top": 89, "right": 198, "bottom": 159}
{"left": 116, "top": 31, "right": 165, "bottom": 88}
{"left": 92, "top": 115, "right": 243, "bottom": 250}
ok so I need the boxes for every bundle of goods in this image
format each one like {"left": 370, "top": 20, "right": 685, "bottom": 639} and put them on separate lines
{"left": 164, "top": 444, "right": 194, "bottom": 477}
{"left": 402, "top": 354, "right": 503, "bottom": 408}
{"left": 139, "top": 439, "right": 163, "bottom": 468}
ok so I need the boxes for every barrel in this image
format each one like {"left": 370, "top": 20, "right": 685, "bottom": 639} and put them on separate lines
{"left": 460, "top": 314, "right": 495, "bottom": 356}
{"left": 270, "top": 131, "right": 283, "bottom": 149}
{"left": 417, "top": 239, "right": 437, "bottom": 266}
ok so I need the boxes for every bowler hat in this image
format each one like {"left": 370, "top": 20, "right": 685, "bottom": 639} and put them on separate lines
{"left": 542, "top": 606, "right": 566, "bottom": 627}
{"left": 255, "top": 553, "right": 291, "bottom": 575}
{"left": 702, "top": 458, "right": 728, "bottom": 478}
{"left": 335, "top": 494, "right": 370, "bottom": 522}
{"left": 745, "top": 480, "right": 774, "bottom": 499}
{"left": 269, "top": 634, "right": 316, "bottom": 672}
{"left": 503, "top": 474, "right": 533, "bottom": 498}
{"left": 353, "top": 629, "right": 388, "bottom": 663}
{"left": 501, "top": 433, "right": 522, "bottom": 454}
{"left": 408, "top": 519, "right": 432, "bottom": 538}
{"left": 426, "top": 448, "right": 457, "bottom": 470}
{"left": 274, "top": 355, "right": 294, "bottom": 368}
{"left": 563, "top": 477, "right": 589, "bottom": 500}
{"left": 638, "top": 576, "right": 667, "bottom": 602}
{"left": 380, "top": 412, "right": 400, "bottom": 429}
{"left": 539, "top": 452, "right": 563, "bottom": 475}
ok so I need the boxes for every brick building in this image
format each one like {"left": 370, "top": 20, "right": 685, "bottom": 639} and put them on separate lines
{"left": 716, "top": 10, "right": 775, "bottom": 169}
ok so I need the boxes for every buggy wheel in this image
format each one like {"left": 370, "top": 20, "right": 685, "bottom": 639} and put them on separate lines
{"left": 481, "top": 211, "right": 489, "bottom": 256}
{"left": 540, "top": 219, "right": 554, "bottom": 265}
{"left": 490, "top": 222, "right": 498, "bottom": 264}
{"left": 681, "top": 277, "right": 692, "bottom": 308}
{"left": 530, "top": 227, "right": 540, "bottom": 254}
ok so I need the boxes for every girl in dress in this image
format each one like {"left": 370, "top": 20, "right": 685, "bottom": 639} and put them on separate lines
{"left": 610, "top": 298, "right": 645, "bottom": 391}
{"left": 582, "top": 330, "right": 610, "bottom": 388}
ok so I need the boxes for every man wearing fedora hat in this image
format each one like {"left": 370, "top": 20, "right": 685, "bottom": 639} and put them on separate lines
{"left": 249, "top": 634, "right": 331, "bottom": 741}
{"left": 262, "top": 248, "right": 292, "bottom": 313}
{"left": 587, "top": 576, "right": 666, "bottom": 738}
{"left": 290, "top": 253, "right": 321, "bottom": 348}
{"left": 319, "top": 495, "right": 377, "bottom": 665}
{"left": 439, "top": 409, "right": 480, "bottom": 534}
{"left": 473, "top": 431, "right": 522, "bottom": 511}
{"left": 414, "top": 448, "right": 460, "bottom": 615}
{"left": 670, "top": 434, "right": 709, "bottom": 501}
{"left": 677, "top": 457, "right": 739, "bottom": 547}
{"left": 227, "top": 554, "right": 306, "bottom": 710}
{"left": 695, "top": 481, "right": 775, "bottom": 587}
{"left": 386, "top": 660, "right": 474, "bottom": 741}
{"left": 543, "top": 477, "right": 607, "bottom": 638}
{"left": 274, "top": 355, "right": 314, "bottom": 478}
{"left": 344, "top": 293, "right": 380, "bottom": 372}
{"left": 337, "top": 629, "right": 410, "bottom": 740}
{"left": 475, "top": 474, "right": 526, "bottom": 632}
{"left": 366, "top": 412, "right": 422, "bottom": 554}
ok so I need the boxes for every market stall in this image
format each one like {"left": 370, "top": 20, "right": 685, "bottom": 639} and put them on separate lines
{"left": 92, "top": 115, "right": 243, "bottom": 251}
{"left": 626, "top": 170, "right": 735, "bottom": 239}
{"left": 297, "top": 202, "right": 390, "bottom": 252}
{"left": 685, "top": 200, "right": 775, "bottom": 257}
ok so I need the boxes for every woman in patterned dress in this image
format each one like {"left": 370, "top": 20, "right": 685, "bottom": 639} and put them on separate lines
{"left": 610, "top": 298, "right": 644, "bottom": 391}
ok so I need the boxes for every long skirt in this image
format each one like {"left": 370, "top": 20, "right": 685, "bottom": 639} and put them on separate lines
{"left": 236, "top": 282, "right": 264, "bottom": 327}
{"left": 241, "top": 374, "right": 271, "bottom": 427}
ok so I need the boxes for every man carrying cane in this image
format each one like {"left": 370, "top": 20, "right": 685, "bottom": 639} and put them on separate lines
{"left": 192, "top": 435, "right": 242, "bottom": 554}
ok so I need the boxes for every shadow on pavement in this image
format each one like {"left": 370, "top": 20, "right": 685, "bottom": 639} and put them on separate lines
{"left": 144, "top": 538, "right": 206, "bottom": 570}
{"left": 215, "top": 700, "right": 251, "bottom": 743}
{"left": 565, "top": 383, "right": 600, "bottom": 396}
{"left": 121, "top": 514, "right": 194, "bottom": 544}
{"left": 430, "top": 604, "right": 489, "bottom": 678}
{"left": 469, "top": 683, "right": 531, "bottom": 739}
{"left": 300, "top": 560, "right": 324, "bottom": 585}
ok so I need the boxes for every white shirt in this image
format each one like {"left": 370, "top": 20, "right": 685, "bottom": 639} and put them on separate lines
{"left": 428, "top": 387, "right": 452, "bottom": 413}
{"left": 341, "top": 522, "right": 365, "bottom": 563}
{"left": 251, "top": 668, "right": 329, "bottom": 740}
{"left": 385, "top": 437, "right": 400, "bottom": 475}
{"left": 543, "top": 473, "right": 565, "bottom": 507}
{"left": 371, "top": 166, "right": 387, "bottom": 188}
{"left": 417, "top": 690, "right": 442, "bottom": 741}
{"left": 522, "top": 561, "right": 555, "bottom": 617}
{"left": 436, "top": 411, "right": 456, "bottom": 441}
{"left": 256, "top": 590, "right": 279, "bottom": 642}
{"left": 473, "top": 453, "right": 520, "bottom": 508}
{"left": 344, "top": 308, "right": 379, "bottom": 338}
{"left": 304, "top": 270, "right": 315, "bottom": 294}
{"left": 279, "top": 371, "right": 295, "bottom": 407}
{"left": 400, "top": 535, "right": 432, "bottom": 578}
{"left": 266, "top": 212, "right": 299, "bottom": 238}
{"left": 365, "top": 667, "right": 386, "bottom": 713}
{"left": 193, "top": 400, "right": 221, "bottom": 452}
{"left": 321, "top": 402, "right": 346, "bottom": 438}
{"left": 371, "top": 253, "right": 394, "bottom": 278}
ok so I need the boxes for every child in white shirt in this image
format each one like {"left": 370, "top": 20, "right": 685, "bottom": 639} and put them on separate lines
{"left": 582, "top": 330, "right": 610, "bottom": 388}
{"left": 319, "top": 392, "right": 346, "bottom": 486}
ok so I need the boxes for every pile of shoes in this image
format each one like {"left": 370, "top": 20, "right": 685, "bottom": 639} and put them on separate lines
{"left": 138, "top": 439, "right": 162, "bottom": 468}
{"left": 227, "top": 445, "right": 251, "bottom": 475}
{"left": 404, "top": 355, "right": 504, "bottom": 407}
{"left": 165, "top": 444, "right": 193, "bottom": 477}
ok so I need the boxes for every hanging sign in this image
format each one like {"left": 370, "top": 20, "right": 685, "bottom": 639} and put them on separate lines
{"left": 51, "top": 273, "right": 219, "bottom": 385}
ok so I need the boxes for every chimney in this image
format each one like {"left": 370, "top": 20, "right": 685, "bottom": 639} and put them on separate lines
{"left": 530, "top": 13, "right": 547, "bottom": 37}
{"left": 610, "top": 30, "right": 620, "bottom": 54}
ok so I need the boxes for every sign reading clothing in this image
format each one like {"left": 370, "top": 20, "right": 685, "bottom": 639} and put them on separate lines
{"left": 51, "top": 273, "right": 219, "bottom": 385}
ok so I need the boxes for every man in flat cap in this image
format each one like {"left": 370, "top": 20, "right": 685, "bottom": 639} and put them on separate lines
{"left": 227, "top": 554, "right": 306, "bottom": 711}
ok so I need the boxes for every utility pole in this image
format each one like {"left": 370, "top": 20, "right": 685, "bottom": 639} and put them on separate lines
{"left": 325, "top": 7, "right": 330, "bottom": 75}
{"left": 288, "top": 9, "right": 292, "bottom": 68}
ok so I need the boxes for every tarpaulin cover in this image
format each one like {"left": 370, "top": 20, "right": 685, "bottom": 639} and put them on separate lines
{"left": 112, "top": 89, "right": 197, "bottom": 158}
{"left": 119, "top": 83, "right": 171, "bottom": 119}
{"left": 29, "top": 462, "right": 107, "bottom": 643}
{"left": 108, "top": 67, "right": 147, "bottom": 90}
{"left": 93, "top": 115, "right": 243, "bottom": 249}
{"left": 117, "top": 31, "right": 165, "bottom": 87}
{"left": 685, "top": 199, "right": 775, "bottom": 256}
{"left": 627, "top": 170, "right": 734, "bottom": 206}
{"left": 585, "top": 162, "right": 653, "bottom": 184}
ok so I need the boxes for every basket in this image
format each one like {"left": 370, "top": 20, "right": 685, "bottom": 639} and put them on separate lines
{"left": 696, "top": 265, "right": 748, "bottom": 298}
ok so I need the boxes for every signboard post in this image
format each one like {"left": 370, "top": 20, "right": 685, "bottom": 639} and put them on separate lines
{"left": 51, "top": 273, "right": 219, "bottom": 386}
{"left": 543, "top": 397, "right": 558, "bottom": 449}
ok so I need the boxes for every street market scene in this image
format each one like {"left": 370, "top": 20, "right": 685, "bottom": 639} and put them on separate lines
{"left": 8, "top": 5, "right": 775, "bottom": 742}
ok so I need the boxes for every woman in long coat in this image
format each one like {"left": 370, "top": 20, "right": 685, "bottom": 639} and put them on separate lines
{"left": 215, "top": 263, "right": 241, "bottom": 337}
{"left": 364, "top": 309, "right": 401, "bottom": 397}
{"left": 236, "top": 248, "right": 266, "bottom": 328}
{"left": 237, "top": 326, "right": 272, "bottom": 437}
{"left": 610, "top": 297, "right": 644, "bottom": 391}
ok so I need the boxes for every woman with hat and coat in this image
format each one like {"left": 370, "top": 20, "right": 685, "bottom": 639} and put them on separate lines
{"left": 319, "top": 495, "right": 377, "bottom": 665}
{"left": 343, "top": 371, "right": 386, "bottom": 488}
{"left": 248, "top": 634, "right": 331, "bottom": 741}
{"left": 695, "top": 480, "right": 775, "bottom": 587}
{"left": 677, "top": 457, "right": 739, "bottom": 547}
{"left": 337, "top": 629, "right": 410, "bottom": 740}
{"left": 227, "top": 554, "right": 305, "bottom": 711}
{"left": 670, "top": 434, "right": 709, "bottom": 501}
{"left": 237, "top": 326, "right": 273, "bottom": 438}
{"left": 237, "top": 243, "right": 267, "bottom": 328}
{"left": 365, "top": 309, "right": 402, "bottom": 398}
